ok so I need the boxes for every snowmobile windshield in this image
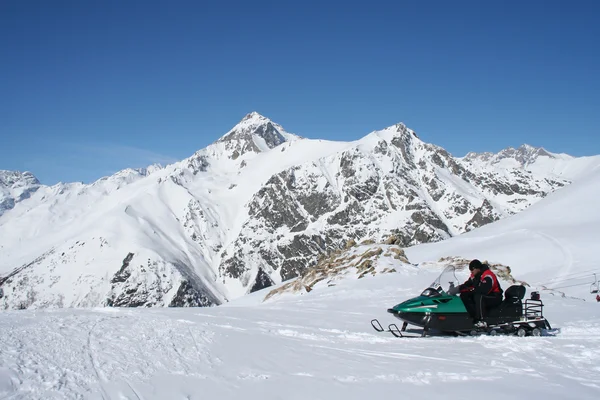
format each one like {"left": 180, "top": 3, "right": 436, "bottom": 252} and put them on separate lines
{"left": 420, "top": 265, "right": 466, "bottom": 296}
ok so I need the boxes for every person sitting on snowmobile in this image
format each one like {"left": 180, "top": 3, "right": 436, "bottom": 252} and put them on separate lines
{"left": 458, "top": 259, "right": 503, "bottom": 328}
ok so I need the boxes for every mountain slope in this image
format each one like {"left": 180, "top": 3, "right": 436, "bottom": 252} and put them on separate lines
{"left": 260, "top": 164, "right": 600, "bottom": 303}
{"left": 406, "top": 165, "right": 600, "bottom": 300}
{"left": 1, "top": 113, "right": 598, "bottom": 309}
{"left": 1, "top": 168, "right": 600, "bottom": 398}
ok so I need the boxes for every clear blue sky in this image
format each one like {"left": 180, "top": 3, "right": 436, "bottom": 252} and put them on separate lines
{"left": 1, "top": 0, "right": 599, "bottom": 185}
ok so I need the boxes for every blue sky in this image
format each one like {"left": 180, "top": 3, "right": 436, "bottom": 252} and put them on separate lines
{"left": 1, "top": 0, "right": 599, "bottom": 185}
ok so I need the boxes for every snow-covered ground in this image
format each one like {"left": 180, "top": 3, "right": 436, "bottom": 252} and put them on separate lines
{"left": 1, "top": 275, "right": 599, "bottom": 400}
{"left": 2, "top": 159, "right": 600, "bottom": 399}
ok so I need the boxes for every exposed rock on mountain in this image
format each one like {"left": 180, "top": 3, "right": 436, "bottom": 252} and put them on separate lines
{"left": 263, "top": 246, "right": 525, "bottom": 302}
{"left": 1, "top": 113, "right": 597, "bottom": 309}
{"left": 0, "top": 170, "right": 41, "bottom": 217}
{"left": 264, "top": 240, "right": 415, "bottom": 301}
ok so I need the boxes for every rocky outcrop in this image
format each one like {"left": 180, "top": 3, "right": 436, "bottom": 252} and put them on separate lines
{"left": 168, "top": 280, "right": 216, "bottom": 307}
{"left": 106, "top": 253, "right": 219, "bottom": 308}
{"left": 264, "top": 241, "right": 415, "bottom": 301}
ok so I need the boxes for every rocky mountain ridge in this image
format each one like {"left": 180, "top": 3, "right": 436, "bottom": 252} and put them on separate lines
{"left": 1, "top": 112, "right": 597, "bottom": 310}
{"left": 0, "top": 170, "right": 41, "bottom": 217}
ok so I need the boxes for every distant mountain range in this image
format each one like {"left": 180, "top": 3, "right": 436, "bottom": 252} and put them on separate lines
{"left": 1, "top": 112, "right": 599, "bottom": 310}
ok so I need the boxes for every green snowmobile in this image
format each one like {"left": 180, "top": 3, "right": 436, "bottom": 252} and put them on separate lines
{"left": 371, "top": 265, "right": 552, "bottom": 337}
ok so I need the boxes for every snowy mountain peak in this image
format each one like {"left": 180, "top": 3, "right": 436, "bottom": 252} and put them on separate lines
{"left": 221, "top": 112, "right": 286, "bottom": 144}
{"left": 240, "top": 111, "right": 269, "bottom": 124}
{"left": 365, "top": 122, "right": 420, "bottom": 148}
{"left": 498, "top": 144, "right": 554, "bottom": 162}
{"left": 395, "top": 122, "right": 415, "bottom": 134}
{"left": 464, "top": 144, "right": 561, "bottom": 167}
{"left": 215, "top": 112, "right": 301, "bottom": 157}
{"left": 373, "top": 122, "right": 420, "bottom": 144}
{"left": 137, "top": 163, "right": 164, "bottom": 176}
{"left": 0, "top": 170, "right": 42, "bottom": 217}
{"left": 0, "top": 170, "right": 40, "bottom": 188}
{"left": 395, "top": 122, "right": 421, "bottom": 141}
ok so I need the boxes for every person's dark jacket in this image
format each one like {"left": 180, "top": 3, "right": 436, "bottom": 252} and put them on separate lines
{"left": 459, "top": 274, "right": 477, "bottom": 292}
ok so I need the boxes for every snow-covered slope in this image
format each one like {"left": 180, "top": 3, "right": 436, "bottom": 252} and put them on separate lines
{"left": 406, "top": 166, "right": 600, "bottom": 300}
{"left": 1, "top": 163, "right": 599, "bottom": 399}
{"left": 1, "top": 113, "right": 598, "bottom": 309}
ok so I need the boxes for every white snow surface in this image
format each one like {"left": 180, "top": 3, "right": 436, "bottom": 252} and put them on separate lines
{"left": 1, "top": 156, "right": 600, "bottom": 399}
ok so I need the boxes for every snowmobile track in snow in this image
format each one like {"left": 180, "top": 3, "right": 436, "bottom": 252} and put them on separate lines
{"left": 125, "top": 382, "right": 143, "bottom": 400}
{"left": 87, "top": 317, "right": 111, "bottom": 400}
{"left": 530, "top": 230, "right": 574, "bottom": 282}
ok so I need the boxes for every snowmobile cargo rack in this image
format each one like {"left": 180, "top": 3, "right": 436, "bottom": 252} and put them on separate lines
{"left": 524, "top": 297, "right": 545, "bottom": 320}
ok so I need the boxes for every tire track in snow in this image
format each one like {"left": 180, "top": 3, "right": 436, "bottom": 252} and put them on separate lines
{"left": 190, "top": 328, "right": 218, "bottom": 368}
{"left": 126, "top": 381, "right": 143, "bottom": 400}
{"left": 88, "top": 316, "right": 127, "bottom": 400}
{"left": 529, "top": 230, "right": 578, "bottom": 297}
{"left": 168, "top": 326, "right": 194, "bottom": 376}
{"left": 311, "top": 344, "right": 476, "bottom": 365}
{"left": 188, "top": 326, "right": 202, "bottom": 354}
{"left": 87, "top": 318, "right": 110, "bottom": 400}
{"left": 165, "top": 324, "right": 218, "bottom": 375}
{"left": 87, "top": 314, "right": 148, "bottom": 400}
{"left": 532, "top": 230, "right": 574, "bottom": 279}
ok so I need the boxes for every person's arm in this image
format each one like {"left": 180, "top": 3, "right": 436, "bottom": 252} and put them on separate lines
{"left": 459, "top": 277, "right": 474, "bottom": 292}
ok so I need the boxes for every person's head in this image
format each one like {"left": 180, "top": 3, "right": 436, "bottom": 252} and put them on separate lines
{"left": 469, "top": 259, "right": 484, "bottom": 276}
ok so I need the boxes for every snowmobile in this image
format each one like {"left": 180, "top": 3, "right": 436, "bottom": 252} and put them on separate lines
{"left": 371, "top": 265, "right": 552, "bottom": 338}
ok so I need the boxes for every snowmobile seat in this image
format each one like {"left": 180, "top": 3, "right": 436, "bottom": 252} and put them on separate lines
{"left": 504, "top": 285, "right": 526, "bottom": 303}
{"left": 486, "top": 286, "right": 525, "bottom": 319}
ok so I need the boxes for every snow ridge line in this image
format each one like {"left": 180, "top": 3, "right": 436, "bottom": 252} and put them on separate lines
{"left": 0, "top": 248, "right": 55, "bottom": 286}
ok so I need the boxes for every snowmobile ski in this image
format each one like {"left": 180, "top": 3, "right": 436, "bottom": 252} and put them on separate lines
{"left": 371, "top": 319, "right": 425, "bottom": 338}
